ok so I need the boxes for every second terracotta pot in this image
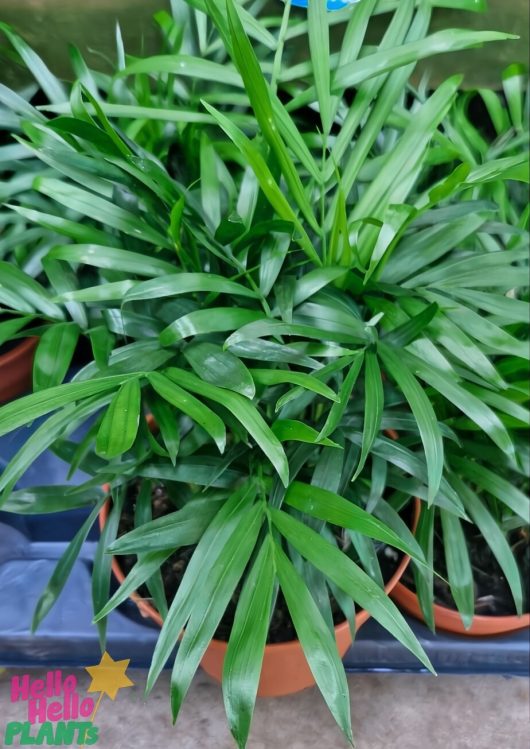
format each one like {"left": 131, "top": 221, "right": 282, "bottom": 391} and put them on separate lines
{"left": 100, "top": 496, "right": 419, "bottom": 697}
{"left": 391, "top": 581, "right": 530, "bottom": 637}
{"left": 0, "top": 337, "right": 37, "bottom": 404}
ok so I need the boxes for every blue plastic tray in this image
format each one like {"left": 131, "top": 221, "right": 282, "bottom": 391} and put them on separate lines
{"left": 0, "top": 421, "right": 528, "bottom": 676}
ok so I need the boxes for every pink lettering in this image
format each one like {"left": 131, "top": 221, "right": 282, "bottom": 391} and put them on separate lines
{"left": 80, "top": 698, "right": 95, "bottom": 718}
{"left": 10, "top": 675, "right": 30, "bottom": 702}
{"left": 29, "top": 679, "right": 45, "bottom": 698}
{"left": 27, "top": 697, "right": 47, "bottom": 724}
{"left": 47, "top": 701, "right": 63, "bottom": 722}
{"left": 63, "top": 675, "right": 77, "bottom": 693}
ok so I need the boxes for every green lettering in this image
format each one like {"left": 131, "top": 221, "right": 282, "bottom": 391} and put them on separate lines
{"left": 53, "top": 722, "right": 75, "bottom": 746}
{"left": 4, "top": 722, "right": 24, "bottom": 745}
{"left": 21, "top": 722, "right": 36, "bottom": 745}
{"left": 84, "top": 726, "right": 99, "bottom": 746}
{"left": 35, "top": 722, "right": 54, "bottom": 746}
{"left": 75, "top": 723, "right": 93, "bottom": 745}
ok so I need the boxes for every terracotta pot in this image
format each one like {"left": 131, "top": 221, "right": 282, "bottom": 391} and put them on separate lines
{"left": 0, "top": 337, "right": 37, "bottom": 404}
{"left": 391, "top": 581, "right": 530, "bottom": 636}
{"left": 100, "top": 495, "right": 420, "bottom": 696}
{"left": 200, "top": 502, "right": 419, "bottom": 697}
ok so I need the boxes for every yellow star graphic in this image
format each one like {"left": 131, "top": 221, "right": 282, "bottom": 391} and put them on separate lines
{"left": 85, "top": 651, "right": 134, "bottom": 701}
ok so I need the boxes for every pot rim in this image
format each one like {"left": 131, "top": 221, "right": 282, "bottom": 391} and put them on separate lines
{"left": 392, "top": 580, "right": 530, "bottom": 635}
{"left": 99, "top": 487, "right": 420, "bottom": 647}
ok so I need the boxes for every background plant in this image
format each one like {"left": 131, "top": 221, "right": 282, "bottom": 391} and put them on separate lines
{"left": 0, "top": 1, "right": 528, "bottom": 746}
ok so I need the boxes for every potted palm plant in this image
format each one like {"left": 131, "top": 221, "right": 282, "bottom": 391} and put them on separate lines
{"left": 0, "top": 0, "right": 527, "bottom": 746}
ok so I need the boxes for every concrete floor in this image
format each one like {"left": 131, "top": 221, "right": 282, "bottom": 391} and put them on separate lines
{"left": 1, "top": 668, "right": 529, "bottom": 748}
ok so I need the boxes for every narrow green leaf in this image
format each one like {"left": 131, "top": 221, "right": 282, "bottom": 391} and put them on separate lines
{"left": 89, "top": 327, "right": 115, "bottom": 370}
{"left": 131, "top": 481, "right": 170, "bottom": 616}
{"left": 229, "top": 340, "right": 320, "bottom": 369}
{"left": 272, "top": 419, "right": 341, "bottom": 448}
{"left": 41, "top": 100, "right": 253, "bottom": 126}
{"left": 92, "top": 487, "right": 125, "bottom": 647}
{"left": 54, "top": 281, "right": 138, "bottom": 304}
{"left": 32, "top": 499, "right": 104, "bottom": 631}
{"left": 308, "top": 0, "right": 332, "bottom": 135}
{"left": 184, "top": 342, "right": 255, "bottom": 398}
{"left": 293, "top": 268, "right": 349, "bottom": 307}
{"left": 0, "top": 81, "right": 46, "bottom": 122}
{"left": 226, "top": 317, "right": 365, "bottom": 348}
{"left": 271, "top": 508, "right": 434, "bottom": 674}
{"left": 415, "top": 301, "right": 507, "bottom": 389}
{"left": 503, "top": 62, "right": 526, "bottom": 131}
{"left": 223, "top": 537, "right": 275, "bottom": 749}
{"left": 379, "top": 344, "right": 444, "bottom": 505}
{"left": 95, "top": 379, "right": 142, "bottom": 459}
{"left": 41, "top": 257, "right": 88, "bottom": 330}
{"left": 106, "top": 548, "right": 173, "bottom": 624}
{"left": 450, "top": 456, "right": 529, "bottom": 522}
{"left": 200, "top": 131, "right": 221, "bottom": 230}
{"left": 251, "top": 368, "right": 339, "bottom": 403}
{"left": 225, "top": 0, "right": 320, "bottom": 232}
{"left": 165, "top": 368, "right": 289, "bottom": 486}
{"left": 125, "top": 272, "right": 257, "bottom": 302}
{"left": 382, "top": 213, "right": 490, "bottom": 284}
{"left": 120, "top": 54, "right": 242, "bottom": 86}
{"left": 0, "top": 374, "right": 135, "bottom": 437}
{"left": 2, "top": 485, "right": 103, "bottom": 514}
{"left": 35, "top": 177, "right": 171, "bottom": 248}
{"left": 146, "top": 482, "right": 257, "bottom": 693}
{"left": 383, "top": 303, "right": 439, "bottom": 348}
{"left": 446, "top": 289, "right": 530, "bottom": 324}
{"left": 273, "top": 542, "right": 353, "bottom": 745}
{"left": 0, "top": 261, "right": 64, "bottom": 320}
{"left": 8, "top": 205, "right": 120, "bottom": 247}
{"left": 33, "top": 323, "right": 80, "bottom": 391}
{"left": 0, "top": 316, "right": 31, "bottom": 347}
{"left": 107, "top": 496, "right": 225, "bottom": 556}
{"left": 352, "top": 351, "right": 384, "bottom": 482}
{"left": 146, "top": 393, "right": 180, "bottom": 466}
{"left": 0, "top": 22, "right": 66, "bottom": 103}
{"left": 160, "top": 308, "right": 262, "bottom": 346}
{"left": 405, "top": 351, "right": 514, "bottom": 458}
{"left": 440, "top": 509, "right": 475, "bottom": 629}
{"left": 95, "top": 502, "right": 225, "bottom": 621}
{"left": 412, "top": 503, "right": 435, "bottom": 632}
{"left": 452, "top": 474, "right": 523, "bottom": 616}
{"left": 318, "top": 353, "right": 365, "bottom": 441}
{"left": 404, "top": 247, "right": 528, "bottom": 289}
{"left": 48, "top": 245, "right": 177, "bottom": 277}
{"left": 0, "top": 394, "right": 112, "bottom": 501}
{"left": 285, "top": 481, "right": 424, "bottom": 562}
{"left": 333, "top": 30, "right": 516, "bottom": 91}
{"left": 202, "top": 100, "right": 320, "bottom": 266}
{"left": 170, "top": 502, "right": 264, "bottom": 722}
{"left": 147, "top": 372, "right": 226, "bottom": 453}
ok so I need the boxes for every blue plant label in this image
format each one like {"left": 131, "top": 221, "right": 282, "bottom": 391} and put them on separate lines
{"left": 290, "top": 0, "right": 361, "bottom": 10}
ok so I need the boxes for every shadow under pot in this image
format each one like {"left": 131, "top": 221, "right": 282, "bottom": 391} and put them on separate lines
{"left": 99, "top": 487, "right": 420, "bottom": 697}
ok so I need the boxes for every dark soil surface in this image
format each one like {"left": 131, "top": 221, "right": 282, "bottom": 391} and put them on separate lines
{"left": 116, "top": 481, "right": 408, "bottom": 643}
{"left": 401, "top": 522, "right": 530, "bottom": 616}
